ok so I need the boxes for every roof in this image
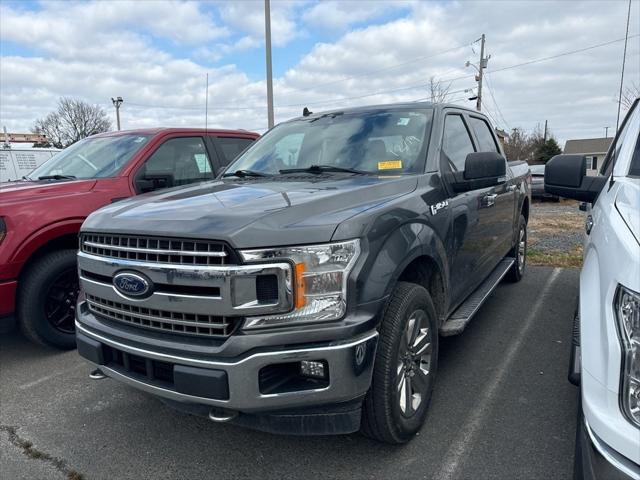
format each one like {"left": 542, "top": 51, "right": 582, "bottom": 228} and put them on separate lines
{"left": 564, "top": 137, "right": 613, "bottom": 155}
{"left": 93, "top": 127, "right": 260, "bottom": 138}
{"left": 288, "top": 101, "right": 484, "bottom": 123}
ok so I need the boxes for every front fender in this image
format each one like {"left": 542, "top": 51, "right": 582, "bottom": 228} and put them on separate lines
{"left": 355, "top": 221, "right": 449, "bottom": 308}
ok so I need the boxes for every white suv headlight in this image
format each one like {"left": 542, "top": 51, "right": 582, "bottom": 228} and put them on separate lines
{"left": 239, "top": 239, "right": 360, "bottom": 329}
{"left": 615, "top": 285, "right": 640, "bottom": 427}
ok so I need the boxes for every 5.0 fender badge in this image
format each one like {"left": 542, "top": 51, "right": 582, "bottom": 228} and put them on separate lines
{"left": 430, "top": 200, "right": 449, "bottom": 216}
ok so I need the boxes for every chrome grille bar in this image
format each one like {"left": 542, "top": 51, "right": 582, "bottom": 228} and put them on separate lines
{"left": 81, "top": 233, "right": 230, "bottom": 266}
{"left": 86, "top": 294, "right": 234, "bottom": 337}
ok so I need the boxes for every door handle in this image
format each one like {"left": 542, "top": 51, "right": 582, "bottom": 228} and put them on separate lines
{"left": 481, "top": 193, "right": 497, "bottom": 207}
{"left": 507, "top": 185, "right": 517, "bottom": 192}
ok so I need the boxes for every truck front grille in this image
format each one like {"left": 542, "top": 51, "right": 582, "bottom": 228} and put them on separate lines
{"left": 86, "top": 294, "right": 236, "bottom": 338}
{"left": 80, "top": 233, "right": 231, "bottom": 266}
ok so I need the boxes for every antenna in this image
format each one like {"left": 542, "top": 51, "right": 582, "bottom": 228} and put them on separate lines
{"left": 205, "top": 73, "right": 209, "bottom": 132}
{"left": 303, "top": 107, "right": 313, "bottom": 117}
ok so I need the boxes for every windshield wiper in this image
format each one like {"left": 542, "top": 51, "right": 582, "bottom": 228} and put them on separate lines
{"left": 37, "top": 175, "right": 77, "bottom": 180}
{"left": 222, "top": 169, "right": 270, "bottom": 178}
{"left": 279, "top": 165, "right": 368, "bottom": 175}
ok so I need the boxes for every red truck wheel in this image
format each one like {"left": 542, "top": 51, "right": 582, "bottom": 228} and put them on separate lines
{"left": 17, "top": 249, "right": 78, "bottom": 349}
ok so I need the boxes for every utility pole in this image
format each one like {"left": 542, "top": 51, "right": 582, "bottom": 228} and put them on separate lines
{"left": 604, "top": 126, "right": 610, "bottom": 138}
{"left": 475, "top": 34, "right": 489, "bottom": 112}
{"left": 111, "top": 97, "right": 123, "bottom": 131}
{"left": 543, "top": 120, "right": 548, "bottom": 142}
{"left": 264, "top": 0, "right": 274, "bottom": 129}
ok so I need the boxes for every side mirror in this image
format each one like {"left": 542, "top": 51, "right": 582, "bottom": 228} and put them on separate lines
{"left": 544, "top": 155, "right": 607, "bottom": 203}
{"left": 135, "top": 174, "right": 174, "bottom": 193}
{"left": 450, "top": 152, "right": 506, "bottom": 192}
{"left": 464, "top": 152, "right": 506, "bottom": 180}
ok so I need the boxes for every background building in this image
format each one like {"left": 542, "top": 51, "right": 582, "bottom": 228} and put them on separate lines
{"left": 563, "top": 137, "right": 613, "bottom": 175}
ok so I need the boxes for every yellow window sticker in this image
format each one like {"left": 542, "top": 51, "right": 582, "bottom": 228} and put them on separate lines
{"left": 378, "top": 160, "right": 403, "bottom": 170}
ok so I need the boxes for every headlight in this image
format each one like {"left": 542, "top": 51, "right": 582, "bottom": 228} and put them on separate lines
{"left": 615, "top": 285, "right": 640, "bottom": 427}
{"left": 240, "top": 239, "right": 360, "bottom": 329}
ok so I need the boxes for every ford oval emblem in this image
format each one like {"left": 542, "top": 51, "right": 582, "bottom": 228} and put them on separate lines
{"left": 113, "top": 272, "right": 152, "bottom": 298}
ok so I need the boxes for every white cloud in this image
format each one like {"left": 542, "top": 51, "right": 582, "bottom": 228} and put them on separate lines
{"left": 1, "top": 0, "right": 638, "bottom": 144}
{"left": 302, "top": 0, "right": 412, "bottom": 31}
{"left": 217, "top": 0, "right": 302, "bottom": 47}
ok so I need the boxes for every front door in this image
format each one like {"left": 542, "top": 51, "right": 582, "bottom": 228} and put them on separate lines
{"left": 440, "top": 112, "right": 495, "bottom": 307}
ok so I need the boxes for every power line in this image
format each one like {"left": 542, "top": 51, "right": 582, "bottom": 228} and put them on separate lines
{"left": 483, "top": 73, "right": 510, "bottom": 129}
{"left": 616, "top": 0, "right": 633, "bottom": 132}
{"left": 118, "top": 34, "right": 640, "bottom": 116}
{"left": 280, "top": 41, "right": 475, "bottom": 95}
{"left": 487, "top": 34, "right": 640, "bottom": 75}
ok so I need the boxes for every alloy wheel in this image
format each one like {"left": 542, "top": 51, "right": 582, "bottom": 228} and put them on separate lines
{"left": 44, "top": 269, "right": 79, "bottom": 334}
{"left": 396, "top": 309, "right": 433, "bottom": 417}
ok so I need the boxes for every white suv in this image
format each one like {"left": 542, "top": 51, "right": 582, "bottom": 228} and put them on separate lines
{"left": 546, "top": 97, "right": 640, "bottom": 480}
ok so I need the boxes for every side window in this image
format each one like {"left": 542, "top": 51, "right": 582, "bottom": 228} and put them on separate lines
{"left": 216, "top": 137, "right": 255, "bottom": 166}
{"left": 469, "top": 117, "right": 499, "bottom": 153}
{"left": 141, "top": 137, "right": 213, "bottom": 188}
{"left": 442, "top": 114, "right": 476, "bottom": 171}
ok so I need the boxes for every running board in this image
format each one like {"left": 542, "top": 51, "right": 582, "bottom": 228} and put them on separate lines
{"left": 439, "top": 258, "right": 515, "bottom": 336}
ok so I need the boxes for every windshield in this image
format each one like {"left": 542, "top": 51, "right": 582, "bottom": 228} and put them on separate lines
{"left": 226, "top": 108, "right": 433, "bottom": 176}
{"left": 530, "top": 164, "right": 545, "bottom": 175}
{"left": 27, "top": 134, "right": 151, "bottom": 180}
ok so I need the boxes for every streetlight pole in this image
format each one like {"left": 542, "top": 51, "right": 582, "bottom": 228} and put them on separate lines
{"left": 111, "top": 96, "right": 123, "bottom": 131}
{"left": 264, "top": 0, "right": 274, "bottom": 129}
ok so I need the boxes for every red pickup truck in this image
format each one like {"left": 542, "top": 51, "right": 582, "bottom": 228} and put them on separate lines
{"left": 0, "top": 127, "right": 258, "bottom": 348}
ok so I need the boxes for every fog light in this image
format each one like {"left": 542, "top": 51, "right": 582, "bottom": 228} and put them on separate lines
{"left": 300, "top": 360, "right": 327, "bottom": 379}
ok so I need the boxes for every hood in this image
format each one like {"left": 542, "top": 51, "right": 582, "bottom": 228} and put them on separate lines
{"left": 0, "top": 179, "right": 97, "bottom": 205}
{"left": 615, "top": 177, "right": 640, "bottom": 245}
{"left": 82, "top": 175, "right": 418, "bottom": 248}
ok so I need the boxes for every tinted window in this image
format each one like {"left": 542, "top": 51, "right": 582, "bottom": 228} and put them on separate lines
{"left": 217, "top": 137, "right": 254, "bottom": 165}
{"left": 469, "top": 117, "right": 499, "bottom": 153}
{"left": 141, "top": 137, "right": 213, "bottom": 187}
{"left": 442, "top": 114, "right": 475, "bottom": 171}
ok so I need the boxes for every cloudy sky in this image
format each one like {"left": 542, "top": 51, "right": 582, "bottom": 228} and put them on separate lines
{"left": 1, "top": 0, "right": 638, "bottom": 146}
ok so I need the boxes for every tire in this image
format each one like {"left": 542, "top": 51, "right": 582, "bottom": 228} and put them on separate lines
{"left": 505, "top": 214, "right": 527, "bottom": 283}
{"left": 361, "top": 282, "right": 439, "bottom": 443}
{"left": 18, "top": 249, "right": 79, "bottom": 349}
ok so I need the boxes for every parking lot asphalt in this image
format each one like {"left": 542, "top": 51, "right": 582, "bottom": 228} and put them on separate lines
{"left": 1, "top": 266, "right": 579, "bottom": 480}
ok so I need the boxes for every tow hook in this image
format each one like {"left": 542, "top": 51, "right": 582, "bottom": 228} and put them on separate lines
{"left": 208, "top": 408, "right": 238, "bottom": 423}
{"left": 89, "top": 368, "right": 107, "bottom": 380}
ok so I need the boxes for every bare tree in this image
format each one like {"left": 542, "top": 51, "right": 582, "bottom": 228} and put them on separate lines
{"left": 428, "top": 76, "right": 451, "bottom": 104}
{"left": 33, "top": 97, "right": 111, "bottom": 148}
{"left": 621, "top": 82, "right": 640, "bottom": 110}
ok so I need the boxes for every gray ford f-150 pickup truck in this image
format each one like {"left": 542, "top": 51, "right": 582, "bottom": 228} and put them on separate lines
{"left": 75, "top": 102, "right": 531, "bottom": 443}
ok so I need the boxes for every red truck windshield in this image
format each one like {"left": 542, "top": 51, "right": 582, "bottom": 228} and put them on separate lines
{"left": 27, "top": 134, "right": 151, "bottom": 180}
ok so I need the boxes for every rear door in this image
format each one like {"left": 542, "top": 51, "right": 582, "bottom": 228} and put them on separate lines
{"left": 440, "top": 111, "right": 494, "bottom": 305}
{"left": 467, "top": 115, "right": 515, "bottom": 260}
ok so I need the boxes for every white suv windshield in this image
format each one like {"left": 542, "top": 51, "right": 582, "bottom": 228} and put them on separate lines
{"left": 27, "top": 134, "right": 151, "bottom": 180}
{"left": 226, "top": 109, "right": 433, "bottom": 175}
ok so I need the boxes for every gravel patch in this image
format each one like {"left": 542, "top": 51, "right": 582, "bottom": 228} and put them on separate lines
{"left": 528, "top": 200, "right": 585, "bottom": 266}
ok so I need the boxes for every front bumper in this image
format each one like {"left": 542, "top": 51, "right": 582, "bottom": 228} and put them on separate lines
{"left": 577, "top": 413, "right": 640, "bottom": 480}
{"left": 76, "top": 319, "right": 377, "bottom": 416}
